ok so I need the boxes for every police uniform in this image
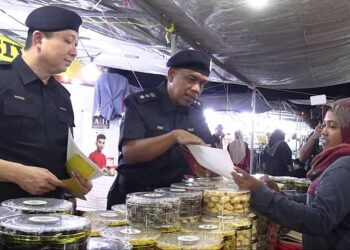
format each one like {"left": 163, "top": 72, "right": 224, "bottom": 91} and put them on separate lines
{"left": 107, "top": 49, "right": 214, "bottom": 207}
{"left": 0, "top": 6, "right": 81, "bottom": 202}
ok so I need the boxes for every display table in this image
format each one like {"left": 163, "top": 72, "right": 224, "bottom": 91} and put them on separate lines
{"left": 76, "top": 175, "right": 116, "bottom": 211}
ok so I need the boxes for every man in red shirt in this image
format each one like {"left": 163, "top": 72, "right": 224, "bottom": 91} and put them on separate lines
{"left": 89, "top": 134, "right": 107, "bottom": 168}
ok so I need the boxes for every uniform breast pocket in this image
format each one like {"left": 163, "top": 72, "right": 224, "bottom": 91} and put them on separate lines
{"left": 56, "top": 108, "right": 74, "bottom": 128}
{"left": 146, "top": 124, "right": 171, "bottom": 137}
{"left": 0, "top": 94, "right": 40, "bottom": 138}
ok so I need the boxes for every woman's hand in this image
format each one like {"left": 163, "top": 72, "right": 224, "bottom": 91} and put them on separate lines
{"left": 231, "top": 167, "right": 261, "bottom": 193}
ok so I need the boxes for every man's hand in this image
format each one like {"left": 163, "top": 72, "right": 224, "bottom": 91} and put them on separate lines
{"left": 231, "top": 167, "right": 261, "bottom": 193}
{"left": 71, "top": 171, "right": 93, "bottom": 194}
{"left": 173, "top": 129, "right": 207, "bottom": 146}
{"left": 14, "top": 165, "right": 67, "bottom": 196}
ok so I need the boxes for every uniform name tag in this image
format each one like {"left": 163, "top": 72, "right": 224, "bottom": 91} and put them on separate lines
{"left": 14, "top": 95, "right": 25, "bottom": 101}
{"left": 187, "top": 128, "right": 194, "bottom": 132}
{"left": 157, "top": 125, "right": 164, "bottom": 130}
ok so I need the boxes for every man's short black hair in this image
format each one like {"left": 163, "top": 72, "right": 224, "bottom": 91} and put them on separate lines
{"left": 24, "top": 30, "right": 53, "bottom": 50}
{"left": 96, "top": 134, "right": 106, "bottom": 141}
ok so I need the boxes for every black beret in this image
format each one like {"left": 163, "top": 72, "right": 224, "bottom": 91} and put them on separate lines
{"left": 167, "top": 49, "right": 212, "bottom": 76}
{"left": 25, "top": 6, "right": 82, "bottom": 32}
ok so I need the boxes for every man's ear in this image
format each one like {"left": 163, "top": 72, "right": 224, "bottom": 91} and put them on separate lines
{"left": 167, "top": 68, "right": 176, "bottom": 82}
{"left": 32, "top": 31, "right": 44, "bottom": 49}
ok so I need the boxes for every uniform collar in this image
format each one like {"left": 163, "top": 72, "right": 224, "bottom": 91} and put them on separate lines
{"left": 13, "top": 56, "right": 57, "bottom": 87}
{"left": 157, "top": 82, "right": 188, "bottom": 114}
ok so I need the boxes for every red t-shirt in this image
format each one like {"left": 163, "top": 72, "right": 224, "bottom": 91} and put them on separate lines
{"left": 89, "top": 150, "right": 106, "bottom": 168}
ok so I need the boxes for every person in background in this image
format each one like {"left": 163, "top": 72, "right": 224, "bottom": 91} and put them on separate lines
{"left": 89, "top": 134, "right": 107, "bottom": 168}
{"left": 232, "top": 98, "right": 350, "bottom": 249}
{"left": 262, "top": 129, "right": 293, "bottom": 176}
{"left": 212, "top": 124, "right": 225, "bottom": 149}
{"left": 0, "top": 6, "right": 92, "bottom": 202}
{"left": 107, "top": 49, "right": 214, "bottom": 208}
{"left": 227, "top": 130, "right": 250, "bottom": 172}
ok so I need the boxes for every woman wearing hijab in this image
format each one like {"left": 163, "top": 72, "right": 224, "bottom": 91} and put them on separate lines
{"left": 262, "top": 129, "right": 293, "bottom": 176}
{"left": 232, "top": 98, "right": 350, "bottom": 249}
{"left": 227, "top": 130, "right": 250, "bottom": 172}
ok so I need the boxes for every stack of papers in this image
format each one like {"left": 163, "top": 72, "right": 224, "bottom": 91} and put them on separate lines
{"left": 62, "top": 132, "right": 104, "bottom": 199}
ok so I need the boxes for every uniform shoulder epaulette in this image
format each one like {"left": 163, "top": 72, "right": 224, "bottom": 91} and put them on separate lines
{"left": 192, "top": 99, "right": 203, "bottom": 109}
{"left": 0, "top": 61, "right": 12, "bottom": 69}
{"left": 136, "top": 89, "right": 159, "bottom": 104}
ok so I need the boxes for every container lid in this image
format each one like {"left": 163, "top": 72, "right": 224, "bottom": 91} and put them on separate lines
{"left": 87, "top": 237, "right": 132, "bottom": 250}
{"left": 156, "top": 232, "right": 223, "bottom": 249}
{"left": 1, "top": 198, "right": 72, "bottom": 214}
{"left": 0, "top": 214, "right": 91, "bottom": 235}
{"left": 84, "top": 210, "right": 127, "bottom": 226}
{"left": 0, "top": 206, "right": 20, "bottom": 220}
{"left": 171, "top": 182, "right": 215, "bottom": 191}
{"left": 100, "top": 226, "right": 160, "bottom": 246}
{"left": 126, "top": 192, "right": 180, "bottom": 206}
{"left": 111, "top": 204, "right": 127, "bottom": 214}
{"left": 154, "top": 187, "right": 202, "bottom": 199}
{"left": 204, "top": 188, "right": 250, "bottom": 196}
{"left": 202, "top": 215, "right": 251, "bottom": 228}
{"left": 181, "top": 222, "right": 235, "bottom": 237}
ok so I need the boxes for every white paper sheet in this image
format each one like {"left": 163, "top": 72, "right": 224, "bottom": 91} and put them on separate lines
{"left": 186, "top": 145, "right": 235, "bottom": 179}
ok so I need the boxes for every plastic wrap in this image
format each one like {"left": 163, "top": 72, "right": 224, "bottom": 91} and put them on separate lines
{"left": 156, "top": 232, "right": 223, "bottom": 250}
{"left": 0, "top": 206, "right": 20, "bottom": 220}
{"left": 1, "top": 198, "right": 72, "bottom": 214}
{"left": 181, "top": 222, "right": 235, "bottom": 250}
{"left": 0, "top": 214, "right": 91, "bottom": 249}
{"left": 126, "top": 192, "right": 180, "bottom": 229}
{"left": 100, "top": 226, "right": 160, "bottom": 248}
{"left": 171, "top": 182, "right": 215, "bottom": 192}
{"left": 154, "top": 187, "right": 202, "bottom": 222}
{"left": 84, "top": 210, "right": 128, "bottom": 227}
{"left": 87, "top": 237, "right": 132, "bottom": 250}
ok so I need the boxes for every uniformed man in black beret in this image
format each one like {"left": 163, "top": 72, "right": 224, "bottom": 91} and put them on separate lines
{"left": 107, "top": 49, "right": 215, "bottom": 207}
{"left": 0, "top": 6, "right": 92, "bottom": 202}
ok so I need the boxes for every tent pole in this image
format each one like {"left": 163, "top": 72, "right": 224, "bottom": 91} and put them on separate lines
{"left": 249, "top": 88, "right": 257, "bottom": 174}
{"left": 171, "top": 33, "right": 178, "bottom": 55}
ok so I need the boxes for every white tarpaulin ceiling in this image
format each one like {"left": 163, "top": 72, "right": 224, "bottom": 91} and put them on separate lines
{"left": 1, "top": 0, "right": 350, "bottom": 112}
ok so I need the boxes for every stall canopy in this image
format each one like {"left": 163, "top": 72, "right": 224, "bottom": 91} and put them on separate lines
{"left": 1, "top": 0, "right": 350, "bottom": 113}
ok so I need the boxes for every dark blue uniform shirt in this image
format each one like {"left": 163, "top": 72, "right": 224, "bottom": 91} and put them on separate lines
{"left": 107, "top": 82, "right": 213, "bottom": 207}
{"left": 0, "top": 56, "right": 74, "bottom": 202}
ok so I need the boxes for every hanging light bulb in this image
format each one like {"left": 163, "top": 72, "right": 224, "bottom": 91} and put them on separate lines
{"left": 247, "top": 0, "right": 268, "bottom": 9}
{"left": 82, "top": 59, "right": 101, "bottom": 84}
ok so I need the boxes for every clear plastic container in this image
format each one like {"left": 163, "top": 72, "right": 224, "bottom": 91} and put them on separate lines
{"left": 126, "top": 192, "right": 180, "bottom": 229}
{"left": 181, "top": 222, "right": 236, "bottom": 250}
{"left": 84, "top": 210, "right": 128, "bottom": 227}
{"left": 154, "top": 187, "right": 202, "bottom": 220}
{"left": 89, "top": 220, "right": 108, "bottom": 237}
{"left": 171, "top": 182, "right": 216, "bottom": 192}
{"left": 87, "top": 237, "right": 132, "bottom": 250}
{"left": 248, "top": 212, "right": 258, "bottom": 236}
{"left": 0, "top": 214, "right": 91, "bottom": 249}
{"left": 202, "top": 215, "right": 252, "bottom": 249}
{"left": 0, "top": 206, "right": 20, "bottom": 220}
{"left": 156, "top": 232, "right": 223, "bottom": 250}
{"left": 203, "top": 189, "right": 250, "bottom": 216}
{"left": 111, "top": 204, "right": 127, "bottom": 214}
{"left": 100, "top": 226, "right": 160, "bottom": 249}
{"left": 1, "top": 198, "right": 72, "bottom": 214}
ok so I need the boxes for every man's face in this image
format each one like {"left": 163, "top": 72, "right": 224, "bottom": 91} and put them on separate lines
{"left": 37, "top": 30, "right": 78, "bottom": 74}
{"left": 167, "top": 68, "right": 208, "bottom": 107}
{"left": 96, "top": 139, "right": 105, "bottom": 152}
{"left": 321, "top": 110, "right": 342, "bottom": 150}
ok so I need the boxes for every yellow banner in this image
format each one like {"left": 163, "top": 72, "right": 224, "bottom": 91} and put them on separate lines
{"left": 0, "top": 34, "right": 24, "bottom": 62}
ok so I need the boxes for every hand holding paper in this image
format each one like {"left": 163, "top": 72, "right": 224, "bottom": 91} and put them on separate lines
{"left": 184, "top": 145, "right": 235, "bottom": 179}
{"left": 63, "top": 131, "right": 104, "bottom": 199}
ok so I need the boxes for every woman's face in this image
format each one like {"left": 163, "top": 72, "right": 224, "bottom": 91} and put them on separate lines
{"left": 321, "top": 110, "right": 343, "bottom": 150}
